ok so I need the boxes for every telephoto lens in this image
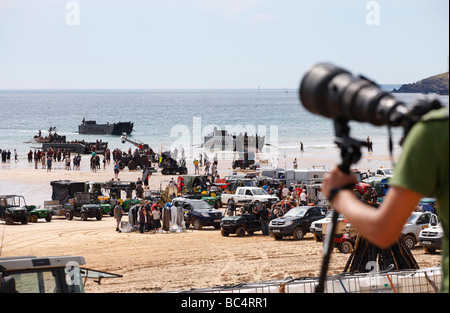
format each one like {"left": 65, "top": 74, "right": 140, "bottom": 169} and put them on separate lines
{"left": 299, "top": 63, "right": 407, "bottom": 127}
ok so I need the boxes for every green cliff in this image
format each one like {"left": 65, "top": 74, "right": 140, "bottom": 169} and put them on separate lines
{"left": 392, "top": 72, "right": 449, "bottom": 95}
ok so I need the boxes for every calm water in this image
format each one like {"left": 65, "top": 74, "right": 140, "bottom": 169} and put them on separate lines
{"left": 0, "top": 89, "right": 448, "bottom": 161}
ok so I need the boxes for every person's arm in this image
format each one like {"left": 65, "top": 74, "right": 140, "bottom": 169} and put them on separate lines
{"left": 323, "top": 167, "right": 422, "bottom": 249}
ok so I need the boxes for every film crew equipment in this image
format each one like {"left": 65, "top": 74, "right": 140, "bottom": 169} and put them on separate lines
{"left": 299, "top": 63, "right": 442, "bottom": 293}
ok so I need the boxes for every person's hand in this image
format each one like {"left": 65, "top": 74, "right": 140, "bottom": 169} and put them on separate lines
{"left": 322, "top": 166, "right": 357, "bottom": 199}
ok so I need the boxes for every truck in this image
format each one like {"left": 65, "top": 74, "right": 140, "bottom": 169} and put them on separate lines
{"left": 220, "top": 187, "right": 279, "bottom": 207}
{"left": 402, "top": 211, "right": 437, "bottom": 249}
{"left": 269, "top": 206, "right": 328, "bottom": 240}
{"left": 419, "top": 214, "right": 443, "bottom": 254}
{"left": 0, "top": 255, "right": 122, "bottom": 293}
{"left": 285, "top": 166, "right": 328, "bottom": 186}
{"left": 260, "top": 168, "right": 286, "bottom": 185}
{"left": 375, "top": 167, "right": 394, "bottom": 178}
{"left": 172, "top": 197, "right": 223, "bottom": 230}
{"left": 310, "top": 211, "right": 345, "bottom": 242}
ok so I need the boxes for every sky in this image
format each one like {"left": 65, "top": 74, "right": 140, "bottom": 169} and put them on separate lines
{"left": 0, "top": 0, "right": 448, "bottom": 89}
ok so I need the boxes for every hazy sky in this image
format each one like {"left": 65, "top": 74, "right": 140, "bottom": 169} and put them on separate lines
{"left": 0, "top": 0, "right": 448, "bottom": 89}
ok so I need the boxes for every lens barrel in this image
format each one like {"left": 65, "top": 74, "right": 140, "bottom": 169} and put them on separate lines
{"left": 299, "top": 63, "right": 406, "bottom": 127}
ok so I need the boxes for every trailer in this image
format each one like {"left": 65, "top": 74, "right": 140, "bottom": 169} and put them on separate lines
{"left": 285, "top": 166, "right": 328, "bottom": 186}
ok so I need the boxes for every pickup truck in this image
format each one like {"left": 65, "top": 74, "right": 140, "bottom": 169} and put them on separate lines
{"left": 419, "top": 214, "right": 443, "bottom": 253}
{"left": 375, "top": 167, "right": 394, "bottom": 178}
{"left": 220, "top": 187, "right": 279, "bottom": 207}
{"left": 402, "top": 211, "right": 437, "bottom": 249}
{"left": 310, "top": 211, "right": 345, "bottom": 242}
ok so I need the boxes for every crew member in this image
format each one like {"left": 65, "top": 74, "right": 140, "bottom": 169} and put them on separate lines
{"left": 322, "top": 107, "right": 449, "bottom": 292}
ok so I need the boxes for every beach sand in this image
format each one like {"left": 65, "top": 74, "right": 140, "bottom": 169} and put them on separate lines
{"left": 0, "top": 151, "right": 441, "bottom": 293}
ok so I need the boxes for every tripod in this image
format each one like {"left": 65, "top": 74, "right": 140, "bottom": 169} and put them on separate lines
{"left": 315, "top": 119, "right": 369, "bottom": 293}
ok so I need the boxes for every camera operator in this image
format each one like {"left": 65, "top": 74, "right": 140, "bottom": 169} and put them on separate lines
{"left": 322, "top": 106, "right": 448, "bottom": 293}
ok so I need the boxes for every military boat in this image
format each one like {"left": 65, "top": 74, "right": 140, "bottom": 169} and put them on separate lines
{"left": 78, "top": 119, "right": 134, "bottom": 135}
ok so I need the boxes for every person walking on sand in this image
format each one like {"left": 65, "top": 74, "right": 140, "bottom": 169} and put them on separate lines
{"left": 114, "top": 160, "right": 120, "bottom": 178}
{"left": 114, "top": 202, "right": 125, "bottom": 232}
{"left": 46, "top": 155, "right": 52, "bottom": 172}
{"left": 193, "top": 159, "right": 199, "bottom": 174}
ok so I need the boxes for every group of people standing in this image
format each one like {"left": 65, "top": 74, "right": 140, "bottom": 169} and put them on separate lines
{"left": 27, "top": 149, "right": 82, "bottom": 171}
{"left": 1, "top": 149, "right": 18, "bottom": 163}
{"left": 113, "top": 200, "right": 162, "bottom": 234}
{"left": 193, "top": 153, "right": 219, "bottom": 178}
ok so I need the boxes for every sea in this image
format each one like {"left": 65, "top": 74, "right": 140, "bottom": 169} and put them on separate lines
{"left": 0, "top": 87, "right": 448, "bottom": 167}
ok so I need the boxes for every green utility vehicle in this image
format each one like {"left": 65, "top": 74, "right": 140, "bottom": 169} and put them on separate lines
{"left": 27, "top": 204, "right": 52, "bottom": 223}
{"left": 0, "top": 195, "right": 43, "bottom": 225}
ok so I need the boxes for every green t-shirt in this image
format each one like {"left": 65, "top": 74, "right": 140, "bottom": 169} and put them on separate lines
{"left": 390, "top": 107, "right": 449, "bottom": 293}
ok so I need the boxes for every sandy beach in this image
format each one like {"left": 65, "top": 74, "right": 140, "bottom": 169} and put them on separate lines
{"left": 0, "top": 151, "right": 442, "bottom": 293}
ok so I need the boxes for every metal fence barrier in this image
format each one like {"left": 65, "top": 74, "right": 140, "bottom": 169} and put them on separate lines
{"left": 177, "top": 266, "right": 442, "bottom": 294}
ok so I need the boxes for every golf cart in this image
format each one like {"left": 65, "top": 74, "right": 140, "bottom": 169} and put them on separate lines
{"left": 0, "top": 195, "right": 30, "bottom": 225}
{"left": 27, "top": 204, "right": 52, "bottom": 223}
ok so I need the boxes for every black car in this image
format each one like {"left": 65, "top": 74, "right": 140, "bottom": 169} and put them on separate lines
{"left": 220, "top": 214, "right": 262, "bottom": 237}
{"left": 172, "top": 197, "right": 223, "bottom": 230}
{"left": 269, "top": 206, "right": 327, "bottom": 240}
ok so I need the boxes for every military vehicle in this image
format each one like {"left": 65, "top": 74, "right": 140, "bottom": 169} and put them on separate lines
{"left": 0, "top": 195, "right": 30, "bottom": 225}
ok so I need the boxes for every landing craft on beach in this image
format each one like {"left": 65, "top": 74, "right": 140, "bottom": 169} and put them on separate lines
{"left": 79, "top": 119, "right": 133, "bottom": 135}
